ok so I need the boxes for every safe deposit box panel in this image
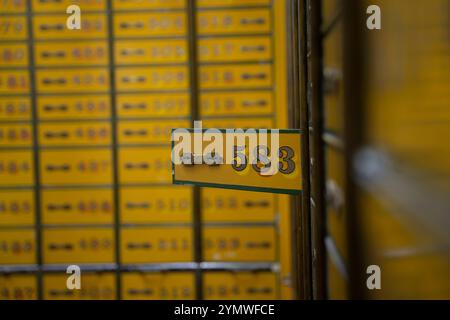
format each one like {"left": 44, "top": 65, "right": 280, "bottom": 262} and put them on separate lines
{"left": 0, "top": 0, "right": 292, "bottom": 300}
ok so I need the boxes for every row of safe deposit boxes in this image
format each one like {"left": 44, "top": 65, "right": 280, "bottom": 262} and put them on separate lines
{"left": 0, "top": 0, "right": 291, "bottom": 299}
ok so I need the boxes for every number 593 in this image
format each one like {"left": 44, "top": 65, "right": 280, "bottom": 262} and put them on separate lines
{"left": 231, "top": 145, "right": 296, "bottom": 175}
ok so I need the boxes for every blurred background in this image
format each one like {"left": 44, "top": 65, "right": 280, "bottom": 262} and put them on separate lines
{"left": 0, "top": 0, "right": 449, "bottom": 300}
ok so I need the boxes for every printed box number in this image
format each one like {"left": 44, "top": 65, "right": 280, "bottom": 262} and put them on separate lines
{"left": 0, "top": 44, "right": 28, "bottom": 66}
{"left": 38, "top": 96, "right": 110, "bottom": 120}
{"left": 0, "top": 160, "right": 32, "bottom": 174}
{"left": 35, "top": 42, "right": 109, "bottom": 66}
{"left": 0, "top": 71, "right": 29, "bottom": 93}
{"left": 0, "top": 98, "right": 31, "bottom": 120}
{"left": 0, "top": 275, "right": 37, "bottom": 300}
{"left": 0, "top": 124, "right": 32, "bottom": 146}
{"left": 43, "top": 273, "right": 115, "bottom": 300}
{"left": 173, "top": 130, "right": 302, "bottom": 194}
{"left": 0, "top": 17, "right": 27, "bottom": 40}
{"left": 0, "top": 230, "right": 35, "bottom": 264}
{"left": 231, "top": 145, "right": 296, "bottom": 175}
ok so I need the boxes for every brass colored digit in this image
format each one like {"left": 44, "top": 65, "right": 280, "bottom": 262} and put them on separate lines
{"left": 232, "top": 145, "right": 247, "bottom": 172}
{"left": 279, "top": 146, "right": 295, "bottom": 174}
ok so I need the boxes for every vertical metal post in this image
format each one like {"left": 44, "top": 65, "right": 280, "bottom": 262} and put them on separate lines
{"left": 298, "top": 0, "right": 315, "bottom": 300}
{"left": 306, "top": 0, "right": 326, "bottom": 299}
{"left": 287, "top": 0, "right": 310, "bottom": 300}
{"left": 187, "top": 0, "right": 203, "bottom": 300}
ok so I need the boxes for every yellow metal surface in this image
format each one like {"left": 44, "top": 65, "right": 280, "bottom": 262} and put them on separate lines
{"left": 0, "top": 97, "right": 31, "bottom": 121}
{"left": 0, "top": 16, "right": 27, "bottom": 40}
{"left": 42, "top": 228, "right": 114, "bottom": 264}
{"left": 116, "top": 66, "right": 189, "bottom": 92}
{"left": 323, "top": 20, "right": 344, "bottom": 135}
{"left": 327, "top": 254, "right": 348, "bottom": 300}
{"left": 0, "top": 274, "right": 37, "bottom": 300}
{"left": 40, "top": 149, "right": 113, "bottom": 186}
{"left": 41, "top": 189, "right": 114, "bottom": 225}
{"left": 36, "top": 68, "right": 109, "bottom": 94}
{"left": 118, "top": 147, "right": 172, "bottom": 184}
{"left": 120, "top": 186, "right": 192, "bottom": 224}
{"left": 115, "top": 39, "right": 188, "bottom": 65}
{"left": 272, "top": 0, "right": 288, "bottom": 144}
{"left": 203, "top": 226, "right": 276, "bottom": 262}
{"left": 198, "top": 36, "right": 272, "bottom": 63}
{"left": 173, "top": 130, "right": 302, "bottom": 194}
{"left": 116, "top": 93, "right": 190, "bottom": 119}
{"left": 199, "top": 64, "right": 272, "bottom": 89}
{"left": 364, "top": 0, "right": 450, "bottom": 177}
{"left": 38, "top": 122, "right": 112, "bottom": 146}
{"left": 0, "top": 0, "right": 295, "bottom": 300}
{"left": 0, "top": 123, "right": 32, "bottom": 147}
{"left": 325, "top": 146, "right": 347, "bottom": 264}
{"left": 278, "top": 192, "right": 294, "bottom": 300}
{"left": 273, "top": 0, "right": 292, "bottom": 298}
{"left": 113, "top": 0, "right": 185, "bottom": 10}
{"left": 358, "top": 191, "right": 450, "bottom": 299}
{"left": 357, "top": 0, "right": 450, "bottom": 299}
{"left": 0, "top": 230, "right": 36, "bottom": 265}
{"left": 200, "top": 92, "right": 273, "bottom": 117}
{"left": 33, "top": 14, "right": 108, "bottom": 40}
{"left": 34, "top": 41, "right": 109, "bottom": 67}
{"left": 120, "top": 227, "right": 193, "bottom": 263}
{"left": 114, "top": 12, "right": 186, "bottom": 38}
{"left": 203, "top": 272, "right": 277, "bottom": 300}
{"left": 202, "top": 188, "right": 275, "bottom": 223}
{"left": 122, "top": 272, "right": 195, "bottom": 300}
{"left": 197, "top": 0, "right": 270, "bottom": 7}
{"left": 32, "top": 0, "right": 106, "bottom": 12}
{"left": 0, "top": 190, "right": 34, "bottom": 227}
{"left": 321, "top": 0, "right": 346, "bottom": 301}
{"left": 366, "top": 252, "right": 450, "bottom": 300}
{"left": 197, "top": 9, "right": 271, "bottom": 35}
{"left": 0, "top": 43, "right": 28, "bottom": 67}
{"left": 37, "top": 95, "right": 111, "bottom": 120}
{"left": 43, "top": 273, "right": 116, "bottom": 300}
{"left": 0, "top": 151, "right": 34, "bottom": 187}
{"left": 118, "top": 120, "right": 189, "bottom": 145}
{"left": 201, "top": 117, "right": 274, "bottom": 129}
{"left": 0, "top": 70, "right": 30, "bottom": 94}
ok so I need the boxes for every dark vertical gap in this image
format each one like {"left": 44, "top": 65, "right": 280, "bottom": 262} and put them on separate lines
{"left": 187, "top": 0, "right": 203, "bottom": 300}
{"left": 298, "top": 0, "right": 314, "bottom": 300}
{"left": 342, "top": 0, "right": 366, "bottom": 300}
{"left": 26, "top": 0, "right": 42, "bottom": 300}
{"left": 306, "top": 0, "right": 326, "bottom": 299}
{"left": 106, "top": 0, "right": 121, "bottom": 300}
